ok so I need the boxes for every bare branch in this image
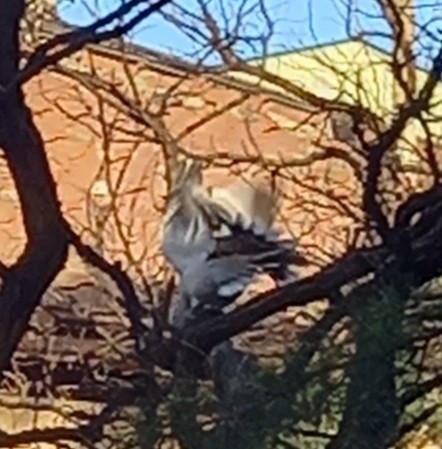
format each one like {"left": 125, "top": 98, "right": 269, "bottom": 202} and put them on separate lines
{"left": 16, "top": 0, "right": 172, "bottom": 87}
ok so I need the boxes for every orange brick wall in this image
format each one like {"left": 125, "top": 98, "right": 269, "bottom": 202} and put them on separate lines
{"left": 0, "top": 47, "right": 362, "bottom": 280}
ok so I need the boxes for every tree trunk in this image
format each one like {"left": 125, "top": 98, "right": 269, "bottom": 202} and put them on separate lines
{"left": 0, "top": 0, "right": 68, "bottom": 377}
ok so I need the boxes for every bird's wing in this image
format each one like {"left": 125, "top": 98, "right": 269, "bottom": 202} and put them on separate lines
{"left": 162, "top": 188, "right": 217, "bottom": 274}
{"left": 162, "top": 161, "right": 307, "bottom": 280}
{"left": 208, "top": 180, "right": 310, "bottom": 274}
{"left": 180, "top": 247, "right": 299, "bottom": 311}
{"left": 210, "top": 180, "right": 278, "bottom": 234}
{"left": 180, "top": 256, "right": 259, "bottom": 309}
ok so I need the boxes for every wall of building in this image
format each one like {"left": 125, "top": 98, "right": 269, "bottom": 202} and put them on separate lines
{"left": 0, "top": 44, "right": 360, "bottom": 274}
{"left": 2, "top": 27, "right": 436, "bottom": 447}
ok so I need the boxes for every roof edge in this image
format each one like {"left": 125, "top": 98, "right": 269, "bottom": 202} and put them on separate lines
{"left": 243, "top": 36, "right": 392, "bottom": 64}
{"left": 32, "top": 17, "right": 319, "bottom": 113}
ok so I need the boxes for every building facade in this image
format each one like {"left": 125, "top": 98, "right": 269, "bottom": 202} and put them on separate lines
{"left": 0, "top": 1, "right": 439, "bottom": 447}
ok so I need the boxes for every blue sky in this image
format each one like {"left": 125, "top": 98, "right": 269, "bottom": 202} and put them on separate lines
{"left": 57, "top": 0, "right": 441, "bottom": 66}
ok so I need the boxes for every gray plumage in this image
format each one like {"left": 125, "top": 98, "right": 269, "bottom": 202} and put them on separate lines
{"left": 180, "top": 250, "right": 288, "bottom": 309}
{"left": 162, "top": 158, "right": 306, "bottom": 310}
{"left": 169, "top": 251, "right": 287, "bottom": 328}
{"left": 162, "top": 158, "right": 224, "bottom": 274}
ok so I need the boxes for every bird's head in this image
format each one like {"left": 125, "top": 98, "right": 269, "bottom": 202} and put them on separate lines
{"left": 169, "top": 158, "right": 203, "bottom": 193}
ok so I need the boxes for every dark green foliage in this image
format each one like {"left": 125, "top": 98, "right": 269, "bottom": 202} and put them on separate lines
{"left": 135, "top": 277, "right": 442, "bottom": 449}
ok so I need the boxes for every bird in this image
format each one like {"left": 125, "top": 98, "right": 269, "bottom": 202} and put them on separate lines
{"left": 161, "top": 157, "right": 307, "bottom": 311}
{"left": 161, "top": 158, "right": 224, "bottom": 275}
{"left": 208, "top": 178, "right": 278, "bottom": 236}
{"left": 180, "top": 249, "right": 292, "bottom": 310}
{"left": 169, "top": 249, "right": 289, "bottom": 327}
{"left": 207, "top": 177, "right": 306, "bottom": 284}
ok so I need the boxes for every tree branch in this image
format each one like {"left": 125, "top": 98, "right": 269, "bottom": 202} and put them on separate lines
{"left": 185, "top": 189, "right": 442, "bottom": 352}
{"left": 16, "top": 0, "right": 172, "bottom": 87}
{"left": 0, "top": 0, "right": 68, "bottom": 378}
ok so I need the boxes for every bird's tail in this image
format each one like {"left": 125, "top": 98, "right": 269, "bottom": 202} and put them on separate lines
{"left": 246, "top": 246, "right": 293, "bottom": 275}
{"left": 248, "top": 240, "right": 308, "bottom": 287}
